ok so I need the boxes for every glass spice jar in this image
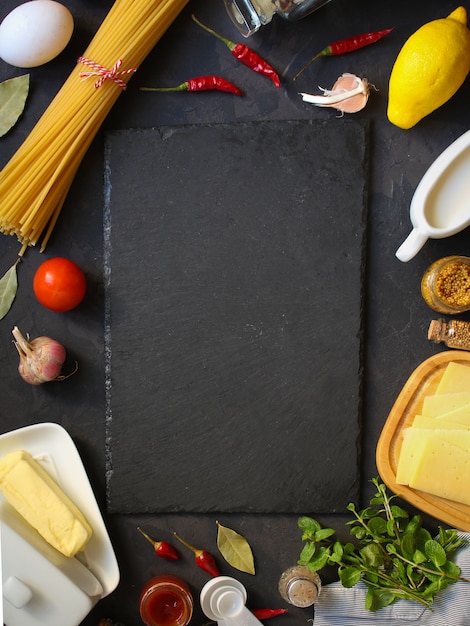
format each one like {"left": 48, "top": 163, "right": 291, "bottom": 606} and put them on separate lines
{"left": 421, "top": 256, "right": 470, "bottom": 314}
{"left": 278, "top": 565, "right": 321, "bottom": 608}
{"left": 139, "top": 575, "right": 193, "bottom": 626}
{"left": 428, "top": 318, "right": 470, "bottom": 351}
{"left": 224, "top": 0, "right": 333, "bottom": 37}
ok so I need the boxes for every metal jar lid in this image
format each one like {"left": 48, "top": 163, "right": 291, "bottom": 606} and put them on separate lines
{"left": 285, "top": 575, "right": 319, "bottom": 608}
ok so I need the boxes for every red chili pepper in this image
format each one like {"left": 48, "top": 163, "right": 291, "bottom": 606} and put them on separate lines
{"left": 140, "top": 76, "right": 244, "bottom": 96}
{"left": 173, "top": 532, "right": 220, "bottom": 577}
{"left": 192, "top": 15, "right": 280, "bottom": 88}
{"left": 293, "top": 28, "right": 394, "bottom": 80}
{"left": 252, "top": 609, "right": 288, "bottom": 620}
{"left": 137, "top": 527, "right": 180, "bottom": 561}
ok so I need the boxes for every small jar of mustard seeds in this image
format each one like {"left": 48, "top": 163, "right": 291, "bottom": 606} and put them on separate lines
{"left": 428, "top": 318, "right": 470, "bottom": 351}
{"left": 421, "top": 256, "right": 470, "bottom": 314}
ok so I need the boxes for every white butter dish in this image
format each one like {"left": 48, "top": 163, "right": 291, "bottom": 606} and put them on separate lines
{"left": 2, "top": 505, "right": 99, "bottom": 626}
{"left": 0, "top": 422, "right": 120, "bottom": 626}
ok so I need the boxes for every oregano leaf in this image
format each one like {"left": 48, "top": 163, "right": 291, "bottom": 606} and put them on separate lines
{"left": 412, "top": 549, "right": 427, "bottom": 564}
{"left": 441, "top": 559, "right": 461, "bottom": 579}
{"left": 309, "top": 545, "right": 331, "bottom": 570}
{"left": 424, "top": 570, "right": 443, "bottom": 583}
{"left": 393, "top": 558, "right": 406, "bottom": 581}
{"left": 314, "top": 528, "right": 335, "bottom": 542}
{"left": 360, "top": 506, "right": 380, "bottom": 519}
{"left": 365, "top": 588, "right": 395, "bottom": 612}
{"left": 415, "top": 527, "right": 433, "bottom": 548}
{"left": 299, "top": 541, "right": 316, "bottom": 562}
{"left": 298, "top": 516, "right": 321, "bottom": 535}
{"left": 333, "top": 541, "right": 344, "bottom": 558}
{"left": 368, "top": 516, "right": 388, "bottom": 535}
{"left": 360, "top": 543, "right": 385, "bottom": 568}
{"left": 343, "top": 542, "right": 356, "bottom": 555}
{"left": 338, "top": 566, "right": 362, "bottom": 587}
{"left": 364, "top": 588, "right": 374, "bottom": 611}
{"left": 405, "top": 515, "right": 422, "bottom": 534}
{"left": 0, "top": 259, "right": 19, "bottom": 319}
{"left": 329, "top": 542, "right": 343, "bottom": 564}
{"left": 425, "top": 540, "right": 447, "bottom": 567}
{"left": 386, "top": 518, "right": 396, "bottom": 537}
{"left": 0, "top": 75, "right": 30, "bottom": 138}
{"left": 216, "top": 521, "right": 255, "bottom": 575}
{"left": 363, "top": 571, "right": 379, "bottom": 584}
{"left": 401, "top": 533, "right": 416, "bottom": 560}
{"left": 350, "top": 526, "right": 366, "bottom": 540}
{"left": 390, "top": 504, "right": 409, "bottom": 519}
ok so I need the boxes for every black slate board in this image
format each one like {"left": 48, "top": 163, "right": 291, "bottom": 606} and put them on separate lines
{"left": 104, "top": 119, "right": 368, "bottom": 514}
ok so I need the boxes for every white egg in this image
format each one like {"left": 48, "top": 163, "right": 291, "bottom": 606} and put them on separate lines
{"left": 0, "top": 0, "right": 74, "bottom": 68}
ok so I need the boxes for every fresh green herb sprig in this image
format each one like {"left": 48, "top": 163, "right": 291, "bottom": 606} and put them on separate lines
{"left": 298, "top": 478, "right": 469, "bottom": 612}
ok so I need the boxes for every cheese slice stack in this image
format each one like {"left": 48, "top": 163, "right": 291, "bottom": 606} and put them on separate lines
{"left": 396, "top": 361, "right": 470, "bottom": 506}
{"left": 0, "top": 449, "right": 93, "bottom": 557}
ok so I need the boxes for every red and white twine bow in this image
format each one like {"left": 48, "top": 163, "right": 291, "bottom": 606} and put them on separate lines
{"left": 77, "top": 56, "right": 137, "bottom": 90}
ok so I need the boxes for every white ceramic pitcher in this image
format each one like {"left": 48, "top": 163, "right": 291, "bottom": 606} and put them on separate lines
{"left": 396, "top": 129, "right": 470, "bottom": 262}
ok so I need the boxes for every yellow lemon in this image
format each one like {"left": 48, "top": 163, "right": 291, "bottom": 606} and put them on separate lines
{"left": 387, "top": 7, "right": 470, "bottom": 129}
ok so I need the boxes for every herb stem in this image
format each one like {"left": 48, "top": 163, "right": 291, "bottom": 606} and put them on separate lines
{"left": 358, "top": 566, "right": 434, "bottom": 607}
{"left": 392, "top": 550, "right": 470, "bottom": 583}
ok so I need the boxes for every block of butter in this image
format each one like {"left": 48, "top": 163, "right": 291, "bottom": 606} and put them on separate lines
{"left": 0, "top": 449, "right": 93, "bottom": 557}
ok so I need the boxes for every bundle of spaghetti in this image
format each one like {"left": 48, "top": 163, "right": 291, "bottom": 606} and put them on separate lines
{"left": 0, "top": 0, "right": 189, "bottom": 254}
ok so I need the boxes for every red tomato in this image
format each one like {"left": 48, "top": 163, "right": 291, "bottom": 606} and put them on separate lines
{"left": 33, "top": 257, "right": 87, "bottom": 312}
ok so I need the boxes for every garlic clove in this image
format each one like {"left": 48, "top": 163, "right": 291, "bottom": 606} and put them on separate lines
{"left": 300, "top": 73, "right": 370, "bottom": 113}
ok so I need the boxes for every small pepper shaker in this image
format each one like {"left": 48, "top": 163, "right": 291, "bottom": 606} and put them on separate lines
{"left": 428, "top": 318, "right": 470, "bottom": 351}
{"left": 278, "top": 565, "right": 321, "bottom": 608}
{"left": 224, "top": 0, "right": 333, "bottom": 37}
{"left": 421, "top": 256, "right": 470, "bottom": 314}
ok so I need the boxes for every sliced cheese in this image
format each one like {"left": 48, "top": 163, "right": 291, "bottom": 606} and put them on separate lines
{"left": 396, "top": 428, "right": 429, "bottom": 486}
{"left": 0, "top": 449, "right": 93, "bottom": 557}
{"left": 434, "top": 428, "right": 470, "bottom": 453}
{"left": 435, "top": 362, "right": 470, "bottom": 395}
{"left": 421, "top": 391, "right": 470, "bottom": 417}
{"left": 396, "top": 362, "right": 470, "bottom": 506}
{"left": 436, "top": 404, "right": 470, "bottom": 424}
{"left": 400, "top": 427, "right": 470, "bottom": 455}
{"left": 408, "top": 437, "right": 470, "bottom": 506}
{"left": 412, "top": 415, "right": 470, "bottom": 431}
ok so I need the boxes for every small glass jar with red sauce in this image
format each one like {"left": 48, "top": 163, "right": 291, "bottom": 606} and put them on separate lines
{"left": 139, "top": 575, "right": 194, "bottom": 626}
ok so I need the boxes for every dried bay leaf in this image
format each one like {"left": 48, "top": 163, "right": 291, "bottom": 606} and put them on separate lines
{"left": 216, "top": 521, "right": 255, "bottom": 575}
{"left": 0, "top": 259, "right": 19, "bottom": 320}
{"left": 0, "top": 74, "right": 30, "bottom": 138}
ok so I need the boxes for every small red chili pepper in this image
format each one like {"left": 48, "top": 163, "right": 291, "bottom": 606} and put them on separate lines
{"left": 173, "top": 531, "right": 220, "bottom": 577}
{"left": 252, "top": 609, "right": 288, "bottom": 620}
{"left": 140, "top": 75, "right": 244, "bottom": 96}
{"left": 137, "top": 527, "right": 180, "bottom": 561}
{"left": 192, "top": 15, "right": 280, "bottom": 88}
{"left": 293, "top": 28, "right": 394, "bottom": 80}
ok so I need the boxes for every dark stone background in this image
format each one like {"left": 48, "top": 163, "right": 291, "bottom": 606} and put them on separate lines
{"left": 104, "top": 119, "right": 368, "bottom": 515}
{"left": 0, "top": 0, "right": 469, "bottom": 624}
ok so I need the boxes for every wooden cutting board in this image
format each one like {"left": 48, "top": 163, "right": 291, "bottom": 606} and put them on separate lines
{"left": 104, "top": 119, "right": 369, "bottom": 514}
{"left": 377, "top": 351, "right": 470, "bottom": 531}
